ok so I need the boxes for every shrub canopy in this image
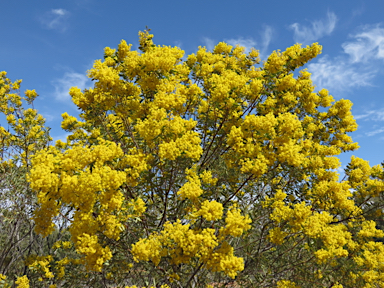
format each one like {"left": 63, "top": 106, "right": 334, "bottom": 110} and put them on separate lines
{"left": 1, "top": 29, "right": 384, "bottom": 288}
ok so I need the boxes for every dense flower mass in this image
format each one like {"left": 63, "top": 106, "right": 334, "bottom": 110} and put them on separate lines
{"left": 1, "top": 29, "right": 384, "bottom": 287}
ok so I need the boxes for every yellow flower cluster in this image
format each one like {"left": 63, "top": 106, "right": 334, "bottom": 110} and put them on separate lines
{"left": 137, "top": 113, "right": 203, "bottom": 161}
{"left": 15, "top": 276, "right": 29, "bottom": 288}
{"left": 61, "top": 112, "right": 84, "bottom": 131}
{"left": 220, "top": 205, "right": 252, "bottom": 237}
{"left": 76, "top": 234, "right": 112, "bottom": 271}
{"left": 177, "top": 167, "right": 204, "bottom": 201}
{"left": 199, "top": 170, "right": 218, "bottom": 186}
{"left": 276, "top": 280, "right": 300, "bottom": 288}
{"left": 0, "top": 274, "right": 10, "bottom": 288}
{"left": 27, "top": 139, "right": 135, "bottom": 271}
{"left": 52, "top": 241, "right": 72, "bottom": 250}
{"left": 196, "top": 200, "right": 223, "bottom": 221}
{"left": 54, "top": 257, "right": 71, "bottom": 279}
{"left": 128, "top": 197, "right": 147, "bottom": 216}
{"left": 26, "top": 255, "right": 54, "bottom": 279}
{"left": 268, "top": 227, "right": 288, "bottom": 245}
{"left": 131, "top": 217, "right": 247, "bottom": 279}
{"left": 0, "top": 71, "right": 51, "bottom": 168}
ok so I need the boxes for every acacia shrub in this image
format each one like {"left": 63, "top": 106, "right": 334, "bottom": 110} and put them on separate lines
{"left": 2, "top": 30, "right": 384, "bottom": 287}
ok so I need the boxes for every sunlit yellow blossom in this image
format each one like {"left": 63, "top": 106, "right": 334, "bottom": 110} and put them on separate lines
{"left": 15, "top": 276, "right": 29, "bottom": 288}
{"left": 220, "top": 205, "right": 252, "bottom": 237}
{"left": 268, "top": 227, "right": 288, "bottom": 245}
{"left": 276, "top": 280, "right": 300, "bottom": 288}
{"left": 196, "top": 200, "right": 223, "bottom": 221}
{"left": 177, "top": 168, "right": 203, "bottom": 201}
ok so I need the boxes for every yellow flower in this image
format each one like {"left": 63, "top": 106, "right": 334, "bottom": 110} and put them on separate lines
{"left": 24, "top": 89, "right": 38, "bottom": 102}
{"left": 196, "top": 200, "right": 223, "bottom": 221}
{"left": 15, "top": 276, "right": 29, "bottom": 288}
{"left": 268, "top": 227, "right": 288, "bottom": 245}
{"left": 276, "top": 280, "right": 300, "bottom": 288}
{"left": 177, "top": 168, "right": 203, "bottom": 201}
{"left": 220, "top": 205, "right": 252, "bottom": 237}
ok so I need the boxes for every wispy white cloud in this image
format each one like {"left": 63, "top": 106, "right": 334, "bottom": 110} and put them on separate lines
{"left": 260, "top": 25, "right": 273, "bottom": 51}
{"left": 201, "top": 36, "right": 257, "bottom": 53}
{"left": 354, "top": 109, "right": 384, "bottom": 138}
{"left": 201, "top": 37, "right": 215, "bottom": 52}
{"left": 225, "top": 37, "right": 257, "bottom": 53}
{"left": 307, "top": 56, "right": 376, "bottom": 92}
{"left": 355, "top": 108, "right": 384, "bottom": 121}
{"left": 289, "top": 11, "right": 337, "bottom": 44}
{"left": 307, "top": 24, "right": 384, "bottom": 92}
{"left": 342, "top": 24, "right": 384, "bottom": 63}
{"left": 201, "top": 25, "right": 273, "bottom": 59}
{"left": 351, "top": 4, "right": 365, "bottom": 18}
{"left": 174, "top": 40, "right": 183, "bottom": 49}
{"left": 366, "top": 127, "right": 384, "bottom": 137}
{"left": 225, "top": 26, "right": 273, "bottom": 58}
{"left": 258, "top": 25, "right": 274, "bottom": 60}
{"left": 41, "top": 113, "right": 55, "bottom": 123}
{"left": 40, "top": 8, "right": 69, "bottom": 32}
{"left": 52, "top": 71, "right": 89, "bottom": 103}
{"left": 53, "top": 8, "right": 66, "bottom": 16}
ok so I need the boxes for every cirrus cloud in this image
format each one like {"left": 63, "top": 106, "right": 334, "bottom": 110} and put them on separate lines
{"left": 307, "top": 24, "right": 384, "bottom": 93}
{"left": 342, "top": 24, "right": 384, "bottom": 63}
{"left": 201, "top": 25, "right": 273, "bottom": 60}
{"left": 52, "top": 71, "right": 89, "bottom": 103}
{"left": 289, "top": 11, "right": 337, "bottom": 45}
{"left": 39, "top": 9, "right": 70, "bottom": 32}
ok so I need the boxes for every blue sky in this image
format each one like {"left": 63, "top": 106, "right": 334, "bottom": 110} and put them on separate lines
{"left": 1, "top": 0, "right": 384, "bottom": 172}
